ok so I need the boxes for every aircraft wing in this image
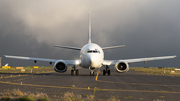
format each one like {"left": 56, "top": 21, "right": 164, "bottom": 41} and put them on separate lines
{"left": 103, "top": 55, "right": 177, "bottom": 65}
{"left": 4, "top": 55, "right": 77, "bottom": 65}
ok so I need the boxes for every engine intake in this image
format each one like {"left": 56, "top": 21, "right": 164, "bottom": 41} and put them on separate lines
{"left": 115, "top": 60, "right": 129, "bottom": 73}
{"left": 54, "top": 60, "right": 67, "bottom": 73}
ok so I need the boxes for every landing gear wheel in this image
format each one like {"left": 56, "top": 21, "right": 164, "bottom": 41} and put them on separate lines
{"left": 103, "top": 65, "right": 110, "bottom": 76}
{"left": 76, "top": 70, "right": 79, "bottom": 75}
{"left": 71, "top": 70, "right": 74, "bottom": 75}
{"left": 103, "top": 70, "right": 106, "bottom": 75}
{"left": 71, "top": 65, "right": 79, "bottom": 76}
{"left": 108, "top": 70, "right": 110, "bottom": 76}
{"left": 90, "top": 71, "right": 94, "bottom": 76}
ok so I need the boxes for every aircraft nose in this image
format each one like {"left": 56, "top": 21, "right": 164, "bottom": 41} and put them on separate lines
{"left": 89, "top": 55, "right": 99, "bottom": 67}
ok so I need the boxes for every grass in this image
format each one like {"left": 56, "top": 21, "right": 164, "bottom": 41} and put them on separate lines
{"left": 130, "top": 67, "right": 180, "bottom": 76}
{"left": 107, "top": 96, "right": 120, "bottom": 101}
{"left": 1, "top": 96, "right": 11, "bottom": 100}
{"left": 18, "top": 96, "right": 35, "bottom": 101}
{"left": 0, "top": 89, "right": 121, "bottom": 101}
{"left": 0, "top": 89, "right": 48, "bottom": 101}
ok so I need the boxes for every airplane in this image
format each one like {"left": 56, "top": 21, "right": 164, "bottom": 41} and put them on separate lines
{"left": 4, "top": 12, "right": 176, "bottom": 76}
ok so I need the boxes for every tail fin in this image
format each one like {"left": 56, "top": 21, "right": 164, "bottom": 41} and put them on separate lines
{"left": 88, "top": 11, "right": 91, "bottom": 44}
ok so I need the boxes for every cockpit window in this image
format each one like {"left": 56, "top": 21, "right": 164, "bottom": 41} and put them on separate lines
{"left": 87, "top": 50, "right": 93, "bottom": 53}
{"left": 86, "top": 50, "right": 100, "bottom": 53}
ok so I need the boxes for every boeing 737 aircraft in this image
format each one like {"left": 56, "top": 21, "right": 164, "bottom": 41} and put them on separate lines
{"left": 5, "top": 12, "right": 176, "bottom": 76}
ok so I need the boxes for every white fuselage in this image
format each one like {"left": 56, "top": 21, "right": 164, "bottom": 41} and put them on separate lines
{"left": 80, "top": 43, "right": 104, "bottom": 69}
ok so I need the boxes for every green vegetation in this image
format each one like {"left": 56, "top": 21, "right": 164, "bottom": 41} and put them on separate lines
{"left": 18, "top": 96, "right": 35, "bottom": 101}
{"left": 0, "top": 89, "right": 48, "bottom": 101}
{"left": 37, "top": 97, "right": 49, "bottom": 101}
{"left": 130, "top": 67, "right": 180, "bottom": 76}
{"left": 1, "top": 96, "right": 11, "bottom": 100}
{"left": 124, "top": 96, "right": 132, "bottom": 99}
{"left": 0, "top": 89, "right": 121, "bottom": 101}
{"left": 93, "top": 87, "right": 98, "bottom": 94}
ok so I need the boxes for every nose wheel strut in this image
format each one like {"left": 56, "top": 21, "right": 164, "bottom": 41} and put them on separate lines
{"left": 103, "top": 65, "right": 110, "bottom": 76}
{"left": 90, "top": 70, "right": 94, "bottom": 76}
{"left": 71, "top": 65, "right": 79, "bottom": 75}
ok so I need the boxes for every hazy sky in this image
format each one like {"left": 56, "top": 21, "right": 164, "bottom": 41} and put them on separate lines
{"left": 0, "top": 0, "right": 179, "bottom": 67}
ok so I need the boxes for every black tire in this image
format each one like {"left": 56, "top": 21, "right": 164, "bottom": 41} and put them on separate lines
{"left": 103, "top": 70, "right": 106, "bottom": 75}
{"left": 108, "top": 70, "right": 110, "bottom": 76}
{"left": 76, "top": 70, "right": 79, "bottom": 75}
{"left": 93, "top": 72, "right": 94, "bottom": 76}
{"left": 71, "top": 70, "right": 74, "bottom": 75}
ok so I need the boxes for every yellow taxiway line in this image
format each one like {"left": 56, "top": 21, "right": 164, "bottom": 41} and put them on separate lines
{"left": 95, "top": 68, "right": 101, "bottom": 81}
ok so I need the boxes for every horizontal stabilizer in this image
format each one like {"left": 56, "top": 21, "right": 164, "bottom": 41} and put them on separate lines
{"left": 54, "top": 45, "right": 81, "bottom": 50}
{"left": 102, "top": 45, "right": 125, "bottom": 50}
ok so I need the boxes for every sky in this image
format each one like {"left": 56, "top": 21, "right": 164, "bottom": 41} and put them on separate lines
{"left": 0, "top": 0, "right": 179, "bottom": 67}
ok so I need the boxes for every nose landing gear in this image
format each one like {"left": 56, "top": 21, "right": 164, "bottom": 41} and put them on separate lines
{"left": 71, "top": 65, "right": 79, "bottom": 75}
{"left": 90, "top": 70, "right": 94, "bottom": 76}
{"left": 103, "top": 65, "right": 110, "bottom": 76}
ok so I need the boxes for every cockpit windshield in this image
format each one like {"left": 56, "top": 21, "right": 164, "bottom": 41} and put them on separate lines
{"left": 86, "top": 49, "right": 100, "bottom": 53}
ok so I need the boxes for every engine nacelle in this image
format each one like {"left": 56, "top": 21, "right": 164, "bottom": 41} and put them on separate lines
{"left": 115, "top": 60, "right": 129, "bottom": 73}
{"left": 54, "top": 60, "right": 67, "bottom": 73}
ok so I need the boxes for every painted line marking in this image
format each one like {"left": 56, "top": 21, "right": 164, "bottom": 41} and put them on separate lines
{"left": 95, "top": 68, "right": 101, "bottom": 81}
{"left": 0, "top": 75, "right": 28, "bottom": 79}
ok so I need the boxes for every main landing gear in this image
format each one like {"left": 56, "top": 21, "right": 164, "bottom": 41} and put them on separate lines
{"left": 71, "top": 65, "right": 79, "bottom": 75}
{"left": 103, "top": 65, "right": 110, "bottom": 76}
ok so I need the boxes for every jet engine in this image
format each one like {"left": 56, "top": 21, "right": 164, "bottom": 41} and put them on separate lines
{"left": 115, "top": 60, "right": 129, "bottom": 73}
{"left": 54, "top": 60, "right": 67, "bottom": 73}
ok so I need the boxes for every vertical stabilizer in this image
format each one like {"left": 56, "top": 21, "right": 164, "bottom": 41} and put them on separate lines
{"left": 88, "top": 11, "right": 92, "bottom": 44}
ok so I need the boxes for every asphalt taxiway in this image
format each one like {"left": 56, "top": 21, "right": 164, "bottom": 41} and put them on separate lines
{"left": 0, "top": 68, "right": 180, "bottom": 101}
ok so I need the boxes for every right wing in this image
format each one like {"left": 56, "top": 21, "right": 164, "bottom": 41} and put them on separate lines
{"left": 4, "top": 55, "right": 77, "bottom": 65}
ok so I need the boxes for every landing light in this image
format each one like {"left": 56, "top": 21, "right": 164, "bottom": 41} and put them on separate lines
{"left": 75, "top": 60, "right": 80, "bottom": 65}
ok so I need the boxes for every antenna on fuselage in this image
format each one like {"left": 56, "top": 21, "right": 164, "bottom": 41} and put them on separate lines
{"left": 88, "top": 11, "right": 92, "bottom": 44}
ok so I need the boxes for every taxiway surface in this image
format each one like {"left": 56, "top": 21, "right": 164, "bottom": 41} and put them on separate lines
{"left": 0, "top": 68, "right": 180, "bottom": 101}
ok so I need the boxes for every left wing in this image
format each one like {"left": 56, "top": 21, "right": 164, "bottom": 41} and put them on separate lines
{"left": 102, "top": 45, "right": 125, "bottom": 50}
{"left": 4, "top": 55, "right": 76, "bottom": 65}
{"left": 103, "top": 55, "right": 176, "bottom": 65}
